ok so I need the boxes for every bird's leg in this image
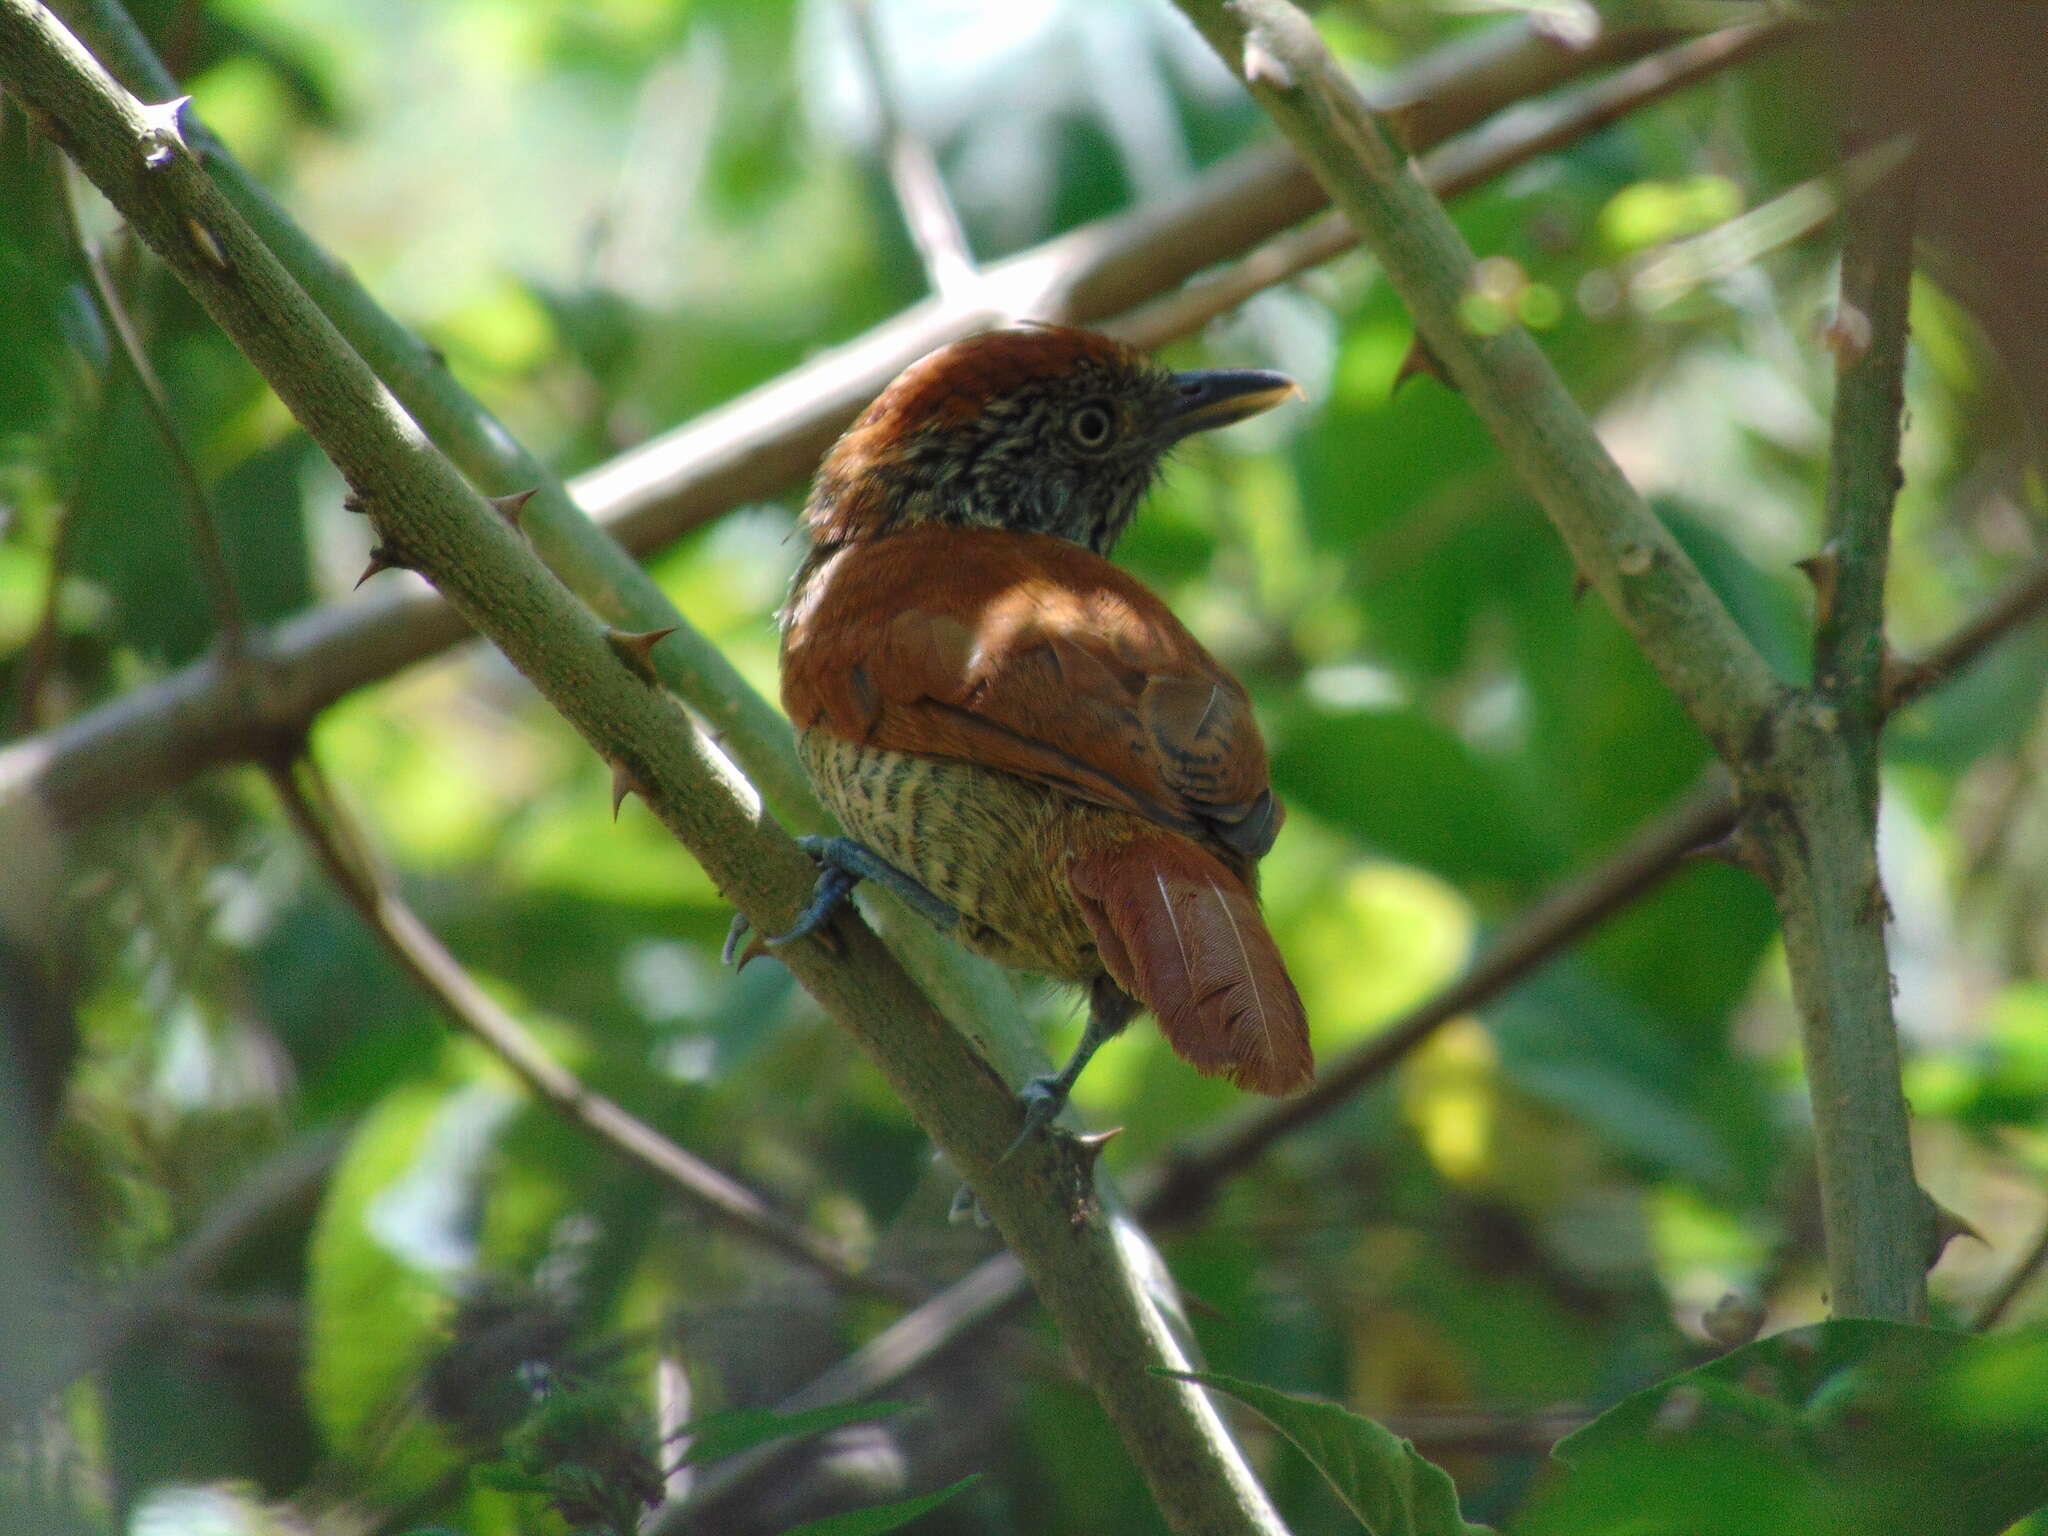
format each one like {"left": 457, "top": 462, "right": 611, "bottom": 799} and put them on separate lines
{"left": 1008, "top": 976, "right": 1141, "bottom": 1153}
{"left": 723, "top": 835, "right": 960, "bottom": 963}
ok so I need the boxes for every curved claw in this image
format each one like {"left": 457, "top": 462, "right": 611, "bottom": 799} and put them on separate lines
{"left": 1002, "top": 1077, "right": 1069, "bottom": 1161}
{"left": 765, "top": 864, "right": 861, "bottom": 947}
{"left": 721, "top": 911, "right": 751, "bottom": 966}
{"left": 721, "top": 911, "right": 772, "bottom": 970}
{"left": 948, "top": 1182, "right": 992, "bottom": 1229}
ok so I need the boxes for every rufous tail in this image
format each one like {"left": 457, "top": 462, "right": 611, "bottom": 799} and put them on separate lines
{"left": 1067, "top": 835, "right": 1312, "bottom": 1095}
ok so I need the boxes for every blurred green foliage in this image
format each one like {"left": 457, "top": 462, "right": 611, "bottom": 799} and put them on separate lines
{"left": 3, "top": 1, "right": 2047, "bottom": 1534}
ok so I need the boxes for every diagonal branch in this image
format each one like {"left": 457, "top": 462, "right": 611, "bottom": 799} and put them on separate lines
{"left": 3, "top": 6, "right": 1709, "bottom": 829}
{"left": 677, "top": 536, "right": 2048, "bottom": 1517}
{"left": 263, "top": 750, "right": 917, "bottom": 1306}
{"left": 0, "top": 11, "right": 1284, "bottom": 1532}
{"left": 57, "top": 155, "right": 245, "bottom": 654}
{"left": 1749, "top": 24, "right": 1926, "bottom": 1319}
{"left": 1168, "top": 0, "right": 1938, "bottom": 1323}
{"left": 845, "top": 0, "right": 978, "bottom": 300}
{"left": 1115, "top": 23, "right": 1782, "bottom": 347}
{"left": 1173, "top": 0, "right": 1785, "bottom": 764}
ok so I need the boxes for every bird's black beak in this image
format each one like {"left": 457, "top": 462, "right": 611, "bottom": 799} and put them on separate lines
{"left": 1162, "top": 368, "right": 1303, "bottom": 440}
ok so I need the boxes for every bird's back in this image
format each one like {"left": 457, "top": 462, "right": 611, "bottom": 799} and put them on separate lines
{"left": 782, "top": 526, "right": 1311, "bottom": 1094}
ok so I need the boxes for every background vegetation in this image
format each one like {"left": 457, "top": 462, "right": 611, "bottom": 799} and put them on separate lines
{"left": 2, "top": 1, "right": 2045, "bottom": 1532}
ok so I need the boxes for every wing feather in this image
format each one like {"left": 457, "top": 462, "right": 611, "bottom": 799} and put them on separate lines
{"left": 783, "top": 526, "right": 1280, "bottom": 857}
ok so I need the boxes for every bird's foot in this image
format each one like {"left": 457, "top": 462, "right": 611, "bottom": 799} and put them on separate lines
{"left": 1002, "top": 1075, "right": 1073, "bottom": 1160}
{"left": 723, "top": 836, "right": 960, "bottom": 965}
{"left": 947, "top": 1182, "right": 992, "bottom": 1229}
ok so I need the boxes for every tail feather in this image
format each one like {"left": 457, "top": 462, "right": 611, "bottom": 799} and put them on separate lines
{"left": 1068, "top": 836, "right": 1312, "bottom": 1096}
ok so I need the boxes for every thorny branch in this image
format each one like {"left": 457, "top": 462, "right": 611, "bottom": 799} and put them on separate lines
{"left": 1174, "top": 0, "right": 1937, "bottom": 1322}
{"left": 1, "top": 8, "right": 1724, "bottom": 830}
{"left": 673, "top": 535, "right": 2048, "bottom": 1520}
{"left": 58, "top": 156, "right": 245, "bottom": 653}
{"left": 264, "top": 750, "right": 919, "bottom": 1305}
{"left": 0, "top": 10, "right": 1287, "bottom": 1532}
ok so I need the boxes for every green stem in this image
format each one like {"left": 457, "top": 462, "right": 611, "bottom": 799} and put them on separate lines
{"left": 1177, "top": 0, "right": 1929, "bottom": 1321}
{"left": 1, "top": 10, "right": 1691, "bottom": 831}
{"left": 50, "top": 0, "right": 817, "bottom": 828}
{"left": 1174, "top": 0, "right": 1785, "bottom": 764}
{"left": 0, "top": 8, "right": 1282, "bottom": 1529}
{"left": 1756, "top": 40, "right": 1926, "bottom": 1319}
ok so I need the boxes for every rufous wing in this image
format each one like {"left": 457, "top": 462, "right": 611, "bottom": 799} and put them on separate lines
{"left": 782, "top": 526, "right": 1280, "bottom": 859}
{"left": 1067, "top": 835, "right": 1312, "bottom": 1096}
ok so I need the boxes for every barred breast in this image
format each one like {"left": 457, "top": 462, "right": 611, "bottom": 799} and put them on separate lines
{"left": 796, "top": 730, "right": 1125, "bottom": 984}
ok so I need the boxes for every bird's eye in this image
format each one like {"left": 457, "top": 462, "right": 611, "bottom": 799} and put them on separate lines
{"left": 1067, "top": 402, "right": 1115, "bottom": 452}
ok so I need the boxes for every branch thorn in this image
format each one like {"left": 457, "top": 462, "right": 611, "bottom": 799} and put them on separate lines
{"left": 138, "top": 95, "right": 190, "bottom": 168}
{"left": 1393, "top": 331, "right": 1454, "bottom": 395}
{"left": 1923, "top": 1189, "right": 1986, "bottom": 1270}
{"left": 1821, "top": 301, "right": 1873, "bottom": 370}
{"left": 1242, "top": 35, "right": 1296, "bottom": 90}
{"left": 610, "top": 758, "right": 640, "bottom": 820}
{"left": 1228, "top": 2, "right": 1315, "bottom": 92}
{"left": 1794, "top": 542, "right": 1841, "bottom": 630}
{"left": 1684, "top": 818, "right": 1768, "bottom": 878}
{"left": 1571, "top": 570, "right": 1593, "bottom": 604}
{"left": 606, "top": 626, "right": 677, "bottom": 686}
{"left": 186, "top": 216, "right": 231, "bottom": 271}
{"left": 1070, "top": 1126, "right": 1123, "bottom": 1177}
{"left": 489, "top": 487, "right": 539, "bottom": 532}
{"left": 355, "top": 546, "right": 403, "bottom": 588}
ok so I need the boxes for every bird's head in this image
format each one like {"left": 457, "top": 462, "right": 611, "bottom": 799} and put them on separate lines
{"left": 802, "top": 326, "right": 1299, "bottom": 555}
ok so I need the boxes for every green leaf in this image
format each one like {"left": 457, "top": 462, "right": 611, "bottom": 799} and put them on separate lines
{"left": 1161, "top": 1369, "right": 1491, "bottom": 1535}
{"left": 1486, "top": 961, "right": 1775, "bottom": 1199}
{"left": 778, "top": 1474, "right": 981, "bottom": 1536}
{"left": 673, "top": 1400, "right": 913, "bottom": 1468}
{"left": 1518, "top": 1321, "right": 2048, "bottom": 1536}
{"left": 1274, "top": 706, "right": 1560, "bottom": 889}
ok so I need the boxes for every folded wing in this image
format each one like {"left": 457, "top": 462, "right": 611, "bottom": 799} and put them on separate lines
{"left": 783, "top": 525, "right": 1280, "bottom": 861}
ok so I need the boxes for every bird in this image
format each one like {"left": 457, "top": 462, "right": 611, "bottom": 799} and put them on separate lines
{"left": 746, "top": 323, "right": 1314, "bottom": 1139}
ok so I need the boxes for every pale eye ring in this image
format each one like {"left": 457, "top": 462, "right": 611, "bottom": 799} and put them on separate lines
{"left": 1067, "top": 401, "right": 1115, "bottom": 452}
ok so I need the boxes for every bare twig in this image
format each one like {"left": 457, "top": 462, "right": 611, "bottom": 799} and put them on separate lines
{"left": 0, "top": 14, "right": 1285, "bottom": 1531}
{"left": 1174, "top": 0, "right": 1783, "bottom": 764}
{"left": 1116, "top": 23, "right": 1784, "bottom": 348}
{"left": 3, "top": 7, "right": 1692, "bottom": 828}
{"left": 674, "top": 537, "right": 2048, "bottom": 1516}
{"left": 1892, "top": 557, "right": 2048, "bottom": 709}
{"left": 1974, "top": 1212, "right": 2048, "bottom": 1331}
{"left": 1753, "top": 27, "right": 1925, "bottom": 1319}
{"left": 263, "top": 752, "right": 918, "bottom": 1306}
{"left": 58, "top": 157, "right": 244, "bottom": 653}
{"left": 845, "top": 0, "right": 977, "bottom": 300}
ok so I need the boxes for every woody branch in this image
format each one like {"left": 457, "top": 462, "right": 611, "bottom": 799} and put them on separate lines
{"left": 0, "top": 7, "right": 1292, "bottom": 1532}
{"left": 4, "top": 1, "right": 1732, "bottom": 833}
{"left": 1175, "top": 0, "right": 1930, "bottom": 1319}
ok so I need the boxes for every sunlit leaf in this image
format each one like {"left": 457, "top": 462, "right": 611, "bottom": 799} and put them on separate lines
{"left": 1163, "top": 1369, "right": 1491, "bottom": 1535}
